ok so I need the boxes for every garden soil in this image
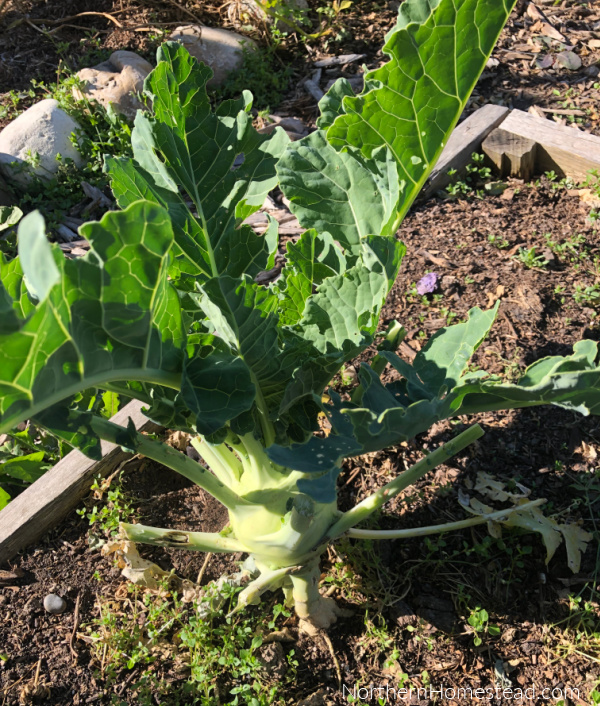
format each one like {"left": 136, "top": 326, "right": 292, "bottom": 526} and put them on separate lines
{"left": 1, "top": 178, "right": 599, "bottom": 704}
{"left": 1, "top": 1, "right": 600, "bottom": 704}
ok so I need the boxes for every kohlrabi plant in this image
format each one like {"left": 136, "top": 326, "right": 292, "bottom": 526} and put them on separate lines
{"left": 1, "top": 0, "right": 598, "bottom": 631}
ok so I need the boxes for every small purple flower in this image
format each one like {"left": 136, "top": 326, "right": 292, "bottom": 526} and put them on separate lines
{"left": 416, "top": 272, "right": 439, "bottom": 295}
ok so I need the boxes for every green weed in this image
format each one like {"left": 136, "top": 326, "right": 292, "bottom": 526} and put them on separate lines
{"left": 445, "top": 152, "right": 496, "bottom": 199}
{"left": 0, "top": 422, "right": 69, "bottom": 509}
{"left": 544, "top": 232, "right": 587, "bottom": 262}
{"left": 513, "top": 246, "right": 548, "bottom": 270}
{"left": 465, "top": 606, "right": 500, "bottom": 646}
{"left": 77, "top": 471, "right": 134, "bottom": 537}
{"left": 214, "top": 43, "right": 292, "bottom": 111}
{"left": 573, "top": 283, "right": 600, "bottom": 307}
{"left": 84, "top": 580, "right": 296, "bottom": 705}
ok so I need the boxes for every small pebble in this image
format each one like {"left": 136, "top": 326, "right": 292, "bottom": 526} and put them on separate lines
{"left": 43, "top": 594, "right": 66, "bottom": 615}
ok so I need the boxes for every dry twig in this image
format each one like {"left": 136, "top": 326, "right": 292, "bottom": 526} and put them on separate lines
{"left": 196, "top": 552, "right": 213, "bottom": 585}
{"left": 69, "top": 594, "right": 82, "bottom": 661}
{"left": 320, "top": 632, "right": 342, "bottom": 689}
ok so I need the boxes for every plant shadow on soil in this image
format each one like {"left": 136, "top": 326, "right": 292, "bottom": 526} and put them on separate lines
{"left": 0, "top": 400, "right": 598, "bottom": 705}
{"left": 2, "top": 177, "right": 600, "bottom": 703}
{"left": 1, "top": 0, "right": 600, "bottom": 701}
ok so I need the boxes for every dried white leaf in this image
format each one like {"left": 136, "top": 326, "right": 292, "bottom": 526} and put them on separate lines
{"left": 559, "top": 523, "right": 594, "bottom": 574}
{"left": 474, "top": 471, "right": 530, "bottom": 501}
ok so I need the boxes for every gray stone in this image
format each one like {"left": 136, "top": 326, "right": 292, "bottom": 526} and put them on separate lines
{"left": 0, "top": 173, "right": 13, "bottom": 206}
{"left": 169, "top": 25, "right": 256, "bottom": 86}
{"left": 0, "top": 99, "right": 84, "bottom": 186}
{"left": 43, "top": 593, "right": 67, "bottom": 615}
{"left": 74, "top": 50, "right": 153, "bottom": 120}
{"left": 256, "top": 115, "right": 308, "bottom": 141}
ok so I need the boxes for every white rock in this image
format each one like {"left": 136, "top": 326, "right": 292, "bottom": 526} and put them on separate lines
{"left": 169, "top": 25, "right": 256, "bottom": 86}
{"left": 74, "top": 50, "right": 153, "bottom": 120}
{"left": 0, "top": 99, "right": 84, "bottom": 186}
{"left": 43, "top": 593, "right": 67, "bottom": 615}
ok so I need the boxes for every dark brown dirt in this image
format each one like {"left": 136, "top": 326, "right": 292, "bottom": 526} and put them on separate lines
{"left": 1, "top": 1, "right": 600, "bottom": 704}
{"left": 1, "top": 1, "right": 599, "bottom": 131}
{"left": 1, "top": 178, "right": 599, "bottom": 705}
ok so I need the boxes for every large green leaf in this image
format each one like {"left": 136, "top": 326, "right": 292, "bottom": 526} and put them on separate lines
{"left": 179, "top": 350, "right": 256, "bottom": 436}
{"left": 275, "top": 230, "right": 346, "bottom": 327}
{"left": 277, "top": 238, "right": 405, "bottom": 422}
{"left": 325, "top": 0, "right": 517, "bottom": 223}
{"left": 197, "top": 275, "right": 293, "bottom": 417}
{"left": 316, "top": 78, "right": 355, "bottom": 130}
{"left": 298, "top": 264, "right": 391, "bottom": 356}
{"left": 277, "top": 132, "right": 402, "bottom": 248}
{"left": 398, "top": 303, "right": 499, "bottom": 399}
{"left": 446, "top": 340, "right": 600, "bottom": 417}
{"left": 0, "top": 201, "right": 184, "bottom": 436}
{"left": 105, "top": 43, "right": 409, "bottom": 444}
{"left": 0, "top": 451, "right": 48, "bottom": 484}
{"left": 270, "top": 315, "right": 600, "bottom": 472}
{"left": 355, "top": 327, "right": 600, "bottom": 453}
{"left": 18, "top": 211, "right": 61, "bottom": 302}
{"left": 107, "top": 42, "right": 288, "bottom": 284}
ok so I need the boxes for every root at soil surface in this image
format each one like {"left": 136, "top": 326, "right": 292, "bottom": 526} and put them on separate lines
{"left": 297, "top": 595, "right": 353, "bottom": 635}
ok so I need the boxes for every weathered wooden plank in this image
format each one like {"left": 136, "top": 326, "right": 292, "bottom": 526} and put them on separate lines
{"left": 482, "top": 127, "right": 538, "bottom": 180}
{"left": 424, "top": 104, "right": 510, "bottom": 197}
{"left": 0, "top": 400, "right": 160, "bottom": 565}
{"left": 499, "top": 109, "right": 600, "bottom": 181}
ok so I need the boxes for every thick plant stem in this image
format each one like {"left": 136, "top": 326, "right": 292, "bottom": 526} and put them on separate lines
{"left": 237, "top": 432, "right": 285, "bottom": 486}
{"left": 190, "top": 437, "right": 239, "bottom": 486}
{"left": 88, "top": 416, "right": 248, "bottom": 511}
{"left": 347, "top": 498, "right": 545, "bottom": 539}
{"left": 327, "top": 424, "right": 484, "bottom": 540}
{"left": 289, "top": 559, "right": 346, "bottom": 633}
{"left": 290, "top": 562, "right": 321, "bottom": 617}
{"left": 121, "top": 522, "right": 244, "bottom": 553}
{"left": 193, "top": 433, "right": 286, "bottom": 490}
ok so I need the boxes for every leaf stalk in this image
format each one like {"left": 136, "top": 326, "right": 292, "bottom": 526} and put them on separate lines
{"left": 88, "top": 416, "right": 248, "bottom": 511}
{"left": 326, "top": 424, "right": 484, "bottom": 540}
{"left": 347, "top": 498, "right": 545, "bottom": 539}
{"left": 121, "top": 522, "right": 244, "bottom": 553}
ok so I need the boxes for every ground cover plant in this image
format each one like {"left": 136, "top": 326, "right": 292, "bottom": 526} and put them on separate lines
{"left": 0, "top": 73, "right": 134, "bottom": 251}
{"left": 1, "top": 0, "right": 599, "bottom": 636}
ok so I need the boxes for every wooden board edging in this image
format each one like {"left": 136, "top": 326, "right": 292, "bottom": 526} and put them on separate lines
{"left": 0, "top": 400, "right": 160, "bottom": 565}
{"left": 484, "top": 109, "right": 600, "bottom": 182}
{"left": 424, "top": 104, "right": 510, "bottom": 197}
